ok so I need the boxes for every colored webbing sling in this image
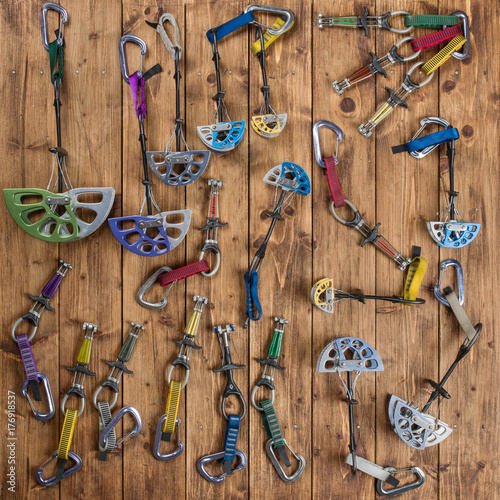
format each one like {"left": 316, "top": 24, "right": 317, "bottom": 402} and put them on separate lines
{"left": 411, "top": 24, "right": 463, "bottom": 51}
{"left": 324, "top": 156, "right": 345, "bottom": 208}
{"left": 49, "top": 37, "right": 64, "bottom": 87}
{"left": 260, "top": 399, "right": 290, "bottom": 466}
{"left": 392, "top": 127, "right": 460, "bottom": 154}
{"left": 158, "top": 260, "right": 210, "bottom": 286}
{"left": 162, "top": 381, "right": 182, "bottom": 436}
{"left": 404, "top": 14, "right": 459, "bottom": 28}
{"left": 223, "top": 414, "right": 241, "bottom": 472}
{"left": 57, "top": 409, "right": 77, "bottom": 461}
{"left": 422, "top": 35, "right": 467, "bottom": 74}
{"left": 206, "top": 11, "right": 255, "bottom": 42}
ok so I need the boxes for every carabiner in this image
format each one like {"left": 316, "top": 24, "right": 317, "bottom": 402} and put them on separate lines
{"left": 434, "top": 259, "right": 465, "bottom": 307}
{"left": 197, "top": 450, "right": 247, "bottom": 483}
{"left": 377, "top": 466, "right": 426, "bottom": 496}
{"left": 153, "top": 416, "right": 184, "bottom": 461}
{"left": 244, "top": 5, "right": 295, "bottom": 36}
{"left": 41, "top": 2, "right": 68, "bottom": 51}
{"left": 266, "top": 439, "right": 306, "bottom": 483}
{"left": 313, "top": 120, "right": 344, "bottom": 169}
{"left": 20, "top": 373, "right": 55, "bottom": 421}
{"left": 119, "top": 34, "right": 147, "bottom": 83}
{"left": 409, "top": 117, "right": 451, "bottom": 159}
{"left": 449, "top": 11, "right": 470, "bottom": 60}
{"left": 136, "top": 266, "right": 173, "bottom": 309}
{"left": 35, "top": 450, "right": 82, "bottom": 486}
{"left": 99, "top": 406, "right": 142, "bottom": 450}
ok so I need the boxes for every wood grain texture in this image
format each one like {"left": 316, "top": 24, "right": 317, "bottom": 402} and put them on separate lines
{"left": 0, "top": 1, "right": 498, "bottom": 499}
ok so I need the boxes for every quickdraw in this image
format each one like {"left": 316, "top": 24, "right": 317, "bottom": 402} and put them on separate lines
{"left": 198, "top": 179, "right": 228, "bottom": 276}
{"left": 153, "top": 296, "right": 208, "bottom": 461}
{"left": 244, "top": 162, "right": 310, "bottom": 327}
{"left": 358, "top": 62, "right": 434, "bottom": 137}
{"left": 388, "top": 284, "right": 482, "bottom": 450}
{"left": 393, "top": 117, "right": 481, "bottom": 248}
{"left": 3, "top": 3, "right": 115, "bottom": 243}
{"left": 332, "top": 37, "right": 418, "bottom": 95}
{"left": 36, "top": 323, "right": 97, "bottom": 486}
{"left": 108, "top": 35, "right": 190, "bottom": 257}
{"left": 145, "top": 13, "right": 210, "bottom": 185}
{"left": 313, "top": 121, "right": 425, "bottom": 284}
{"left": 310, "top": 278, "right": 425, "bottom": 314}
{"left": 251, "top": 317, "right": 305, "bottom": 483}
{"left": 198, "top": 5, "right": 293, "bottom": 151}
{"left": 248, "top": 5, "right": 294, "bottom": 138}
{"left": 14, "top": 260, "right": 71, "bottom": 420}
{"left": 136, "top": 261, "right": 210, "bottom": 309}
{"left": 198, "top": 324, "right": 247, "bottom": 482}
{"left": 317, "top": 337, "right": 384, "bottom": 476}
{"left": 93, "top": 322, "right": 144, "bottom": 460}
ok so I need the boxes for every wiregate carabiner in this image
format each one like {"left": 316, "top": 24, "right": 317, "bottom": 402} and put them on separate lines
{"left": 313, "top": 120, "right": 344, "bottom": 168}
{"left": 409, "top": 117, "right": 451, "bottom": 158}
{"left": 244, "top": 5, "right": 295, "bottom": 36}
{"left": 448, "top": 11, "right": 470, "bottom": 60}
{"left": 99, "top": 406, "right": 142, "bottom": 451}
{"left": 434, "top": 259, "right": 465, "bottom": 307}
{"left": 153, "top": 416, "right": 184, "bottom": 461}
{"left": 376, "top": 466, "right": 426, "bottom": 496}
{"left": 119, "top": 34, "right": 147, "bottom": 83}
{"left": 136, "top": 266, "right": 173, "bottom": 309}
{"left": 20, "top": 373, "right": 55, "bottom": 421}
{"left": 41, "top": 2, "right": 68, "bottom": 51}
{"left": 35, "top": 450, "right": 82, "bottom": 486}
{"left": 197, "top": 450, "right": 248, "bottom": 483}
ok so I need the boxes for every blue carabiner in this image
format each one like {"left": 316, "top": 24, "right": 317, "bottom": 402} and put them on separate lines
{"left": 434, "top": 259, "right": 465, "bottom": 307}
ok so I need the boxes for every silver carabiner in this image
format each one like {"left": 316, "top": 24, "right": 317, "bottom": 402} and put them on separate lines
{"left": 119, "top": 34, "right": 147, "bottom": 83}
{"left": 197, "top": 450, "right": 247, "bottom": 483}
{"left": 136, "top": 266, "right": 173, "bottom": 309}
{"left": 377, "top": 466, "right": 426, "bottom": 496}
{"left": 35, "top": 450, "right": 82, "bottom": 486}
{"left": 449, "top": 11, "right": 470, "bottom": 60}
{"left": 20, "top": 372, "right": 55, "bottom": 421}
{"left": 244, "top": 5, "right": 295, "bottom": 36}
{"left": 266, "top": 439, "right": 306, "bottom": 483}
{"left": 41, "top": 2, "right": 68, "bottom": 51}
{"left": 434, "top": 259, "right": 465, "bottom": 307}
{"left": 99, "top": 406, "right": 142, "bottom": 450}
{"left": 152, "top": 416, "right": 184, "bottom": 461}
{"left": 312, "top": 120, "right": 344, "bottom": 168}
{"left": 409, "top": 117, "right": 451, "bottom": 159}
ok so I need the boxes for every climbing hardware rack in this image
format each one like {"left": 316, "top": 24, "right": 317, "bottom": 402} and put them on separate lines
{"left": 244, "top": 161, "right": 310, "bottom": 327}
{"left": 108, "top": 35, "right": 190, "bottom": 257}
{"left": 93, "top": 322, "right": 144, "bottom": 461}
{"left": 4, "top": 3, "right": 115, "bottom": 242}
{"left": 393, "top": 117, "right": 481, "bottom": 248}
{"left": 153, "top": 296, "right": 208, "bottom": 461}
{"left": 36, "top": 323, "right": 97, "bottom": 486}
{"left": 13, "top": 259, "right": 72, "bottom": 420}
{"left": 198, "top": 324, "right": 247, "bottom": 483}
{"left": 251, "top": 317, "right": 305, "bottom": 483}
{"left": 145, "top": 13, "right": 210, "bottom": 185}
{"left": 198, "top": 179, "right": 228, "bottom": 276}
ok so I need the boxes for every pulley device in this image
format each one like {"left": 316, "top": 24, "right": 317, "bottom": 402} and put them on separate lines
{"left": 244, "top": 162, "right": 310, "bottom": 327}
{"left": 4, "top": 3, "right": 115, "bottom": 242}
{"left": 145, "top": 14, "right": 210, "bottom": 185}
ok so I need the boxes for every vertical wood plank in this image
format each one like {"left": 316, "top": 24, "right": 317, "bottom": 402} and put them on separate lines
{"left": 185, "top": 1, "right": 249, "bottom": 499}
{"left": 312, "top": 0, "right": 377, "bottom": 498}
{"left": 246, "top": 1, "right": 312, "bottom": 498}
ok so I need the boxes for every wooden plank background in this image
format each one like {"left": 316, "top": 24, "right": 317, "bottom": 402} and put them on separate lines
{"left": 0, "top": 0, "right": 498, "bottom": 499}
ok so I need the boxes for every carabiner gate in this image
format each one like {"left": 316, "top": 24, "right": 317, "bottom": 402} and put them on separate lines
{"left": 119, "top": 34, "right": 147, "bottom": 83}
{"left": 312, "top": 120, "right": 344, "bottom": 168}
{"left": 409, "top": 117, "right": 451, "bottom": 158}
{"left": 244, "top": 5, "right": 295, "bottom": 36}
{"left": 99, "top": 406, "right": 142, "bottom": 450}
{"left": 197, "top": 450, "right": 247, "bottom": 483}
{"left": 20, "top": 373, "right": 55, "bottom": 421}
{"left": 377, "top": 466, "right": 426, "bottom": 497}
{"left": 136, "top": 266, "right": 173, "bottom": 309}
{"left": 434, "top": 259, "right": 465, "bottom": 307}
{"left": 266, "top": 438, "right": 306, "bottom": 483}
{"left": 153, "top": 416, "right": 184, "bottom": 461}
{"left": 41, "top": 2, "right": 68, "bottom": 51}
{"left": 35, "top": 450, "right": 82, "bottom": 486}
